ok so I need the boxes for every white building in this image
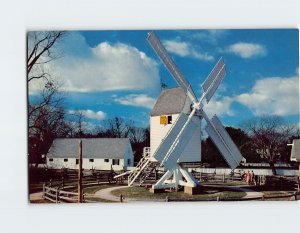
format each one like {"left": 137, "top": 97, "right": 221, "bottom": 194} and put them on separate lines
{"left": 289, "top": 139, "right": 300, "bottom": 162}
{"left": 46, "top": 138, "right": 134, "bottom": 171}
{"left": 150, "top": 87, "right": 201, "bottom": 162}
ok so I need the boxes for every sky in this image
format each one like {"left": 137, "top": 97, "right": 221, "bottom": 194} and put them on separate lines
{"left": 28, "top": 29, "right": 299, "bottom": 130}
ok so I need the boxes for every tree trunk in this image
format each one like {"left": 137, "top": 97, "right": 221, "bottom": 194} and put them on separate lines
{"left": 269, "top": 161, "right": 277, "bottom": 175}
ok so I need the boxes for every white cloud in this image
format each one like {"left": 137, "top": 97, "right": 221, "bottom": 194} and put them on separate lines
{"left": 203, "top": 96, "right": 234, "bottom": 117}
{"left": 235, "top": 75, "right": 299, "bottom": 116}
{"left": 189, "top": 30, "right": 229, "bottom": 44}
{"left": 29, "top": 33, "right": 161, "bottom": 93}
{"left": 69, "top": 109, "right": 106, "bottom": 120}
{"left": 163, "top": 40, "right": 190, "bottom": 57}
{"left": 226, "top": 42, "right": 267, "bottom": 58}
{"left": 163, "top": 39, "right": 214, "bottom": 61}
{"left": 114, "top": 94, "right": 156, "bottom": 109}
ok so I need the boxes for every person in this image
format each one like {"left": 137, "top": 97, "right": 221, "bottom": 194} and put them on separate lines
{"left": 246, "top": 170, "right": 250, "bottom": 185}
{"left": 241, "top": 170, "right": 245, "bottom": 181}
{"left": 251, "top": 170, "right": 256, "bottom": 185}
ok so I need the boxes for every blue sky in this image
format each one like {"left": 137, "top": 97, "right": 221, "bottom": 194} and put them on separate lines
{"left": 29, "top": 29, "right": 299, "bottom": 130}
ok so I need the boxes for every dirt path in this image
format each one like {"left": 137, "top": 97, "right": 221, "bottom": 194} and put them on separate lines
{"left": 29, "top": 192, "right": 44, "bottom": 202}
{"left": 94, "top": 186, "right": 137, "bottom": 202}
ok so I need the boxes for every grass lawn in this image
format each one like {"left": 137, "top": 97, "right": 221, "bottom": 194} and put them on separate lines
{"left": 84, "top": 197, "right": 117, "bottom": 203}
{"left": 111, "top": 186, "right": 246, "bottom": 201}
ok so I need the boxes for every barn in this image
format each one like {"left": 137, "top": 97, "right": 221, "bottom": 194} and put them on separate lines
{"left": 150, "top": 87, "right": 201, "bottom": 162}
{"left": 46, "top": 138, "right": 134, "bottom": 171}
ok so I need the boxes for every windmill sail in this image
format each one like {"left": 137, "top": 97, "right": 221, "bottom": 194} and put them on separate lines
{"left": 153, "top": 112, "right": 197, "bottom": 170}
{"left": 201, "top": 58, "right": 226, "bottom": 103}
{"left": 147, "top": 32, "right": 197, "bottom": 102}
{"left": 205, "top": 115, "right": 243, "bottom": 169}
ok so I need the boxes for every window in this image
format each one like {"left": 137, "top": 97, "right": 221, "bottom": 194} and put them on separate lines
{"left": 127, "top": 159, "right": 130, "bottom": 165}
{"left": 104, "top": 159, "right": 109, "bottom": 163}
{"left": 76, "top": 159, "right": 79, "bottom": 164}
{"left": 160, "top": 115, "right": 167, "bottom": 125}
{"left": 89, "top": 159, "right": 94, "bottom": 163}
{"left": 49, "top": 158, "right": 53, "bottom": 162}
{"left": 160, "top": 115, "right": 172, "bottom": 125}
{"left": 64, "top": 159, "right": 68, "bottom": 162}
{"left": 112, "top": 159, "right": 119, "bottom": 165}
{"left": 167, "top": 115, "right": 172, "bottom": 124}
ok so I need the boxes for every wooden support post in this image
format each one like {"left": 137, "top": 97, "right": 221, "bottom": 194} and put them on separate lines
{"left": 120, "top": 195, "right": 123, "bottom": 203}
{"left": 298, "top": 163, "right": 300, "bottom": 192}
{"left": 61, "top": 176, "right": 64, "bottom": 189}
{"left": 42, "top": 183, "right": 45, "bottom": 198}
{"left": 55, "top": 188, "right": 59, "bottom": 203}
{"left": 78, "top": 140, "right": 83, "bottom": 203}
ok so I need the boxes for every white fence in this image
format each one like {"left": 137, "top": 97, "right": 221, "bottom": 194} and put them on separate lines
{"left": 189, "top": 168, "right": 299, "bottom": 176}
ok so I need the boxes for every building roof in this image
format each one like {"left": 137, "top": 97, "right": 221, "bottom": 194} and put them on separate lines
{"left": 47, "top": 138, "right": 131, "bottom": 159}
{"left": 151, "top": 87, "right": 190, "bottom": 116}
{"left": 290, "top": 139, "right": 300, "bottom": 162}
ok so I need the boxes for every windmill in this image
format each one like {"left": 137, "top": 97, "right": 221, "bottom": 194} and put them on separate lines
{"left": 120, "top": 32, "right": 243, "bottom": 192}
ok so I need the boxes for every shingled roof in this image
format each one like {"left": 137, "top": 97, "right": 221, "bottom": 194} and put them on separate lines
{"left": 151, "top": 87, "right": 190, "bottom": 116}
{"left": 47, "top": 138, "right": 131, "bottom": 159}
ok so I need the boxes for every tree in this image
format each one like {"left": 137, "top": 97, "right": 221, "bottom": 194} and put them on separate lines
{"left": 28, "top": 31, "right": 68, "bottom": 166}
{"left": 242, "top": 115, "right": 294, "bottom": 175}
{"left": 104, "top": 117, "right": 133, "bottom": 138}
{"left": 92, "top": 118, "right": 150, "bottom": 163}
{"left": 27, "top": 31, "right": 66, "bottom": 82}
{"left": 129, "top": 126, "right": 150, "bottom": 163}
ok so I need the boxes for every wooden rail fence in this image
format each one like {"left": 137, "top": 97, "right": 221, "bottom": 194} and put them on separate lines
{"left": 43, "top": 184, "right": 96, "bottom": 203}
{"left": 166, "top": 191, "right": 300, "bottom": 202}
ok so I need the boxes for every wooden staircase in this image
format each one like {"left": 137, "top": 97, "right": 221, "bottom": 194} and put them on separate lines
{"left": 128, "top": 147, "right": 159, "bottom": 186}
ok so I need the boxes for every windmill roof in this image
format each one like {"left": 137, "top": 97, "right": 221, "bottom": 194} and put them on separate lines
{"left": 151, "top": 87, "right": 188, "bottom": 116}
{"left": 47, "top": 138, "right": 131, "bottom": 159}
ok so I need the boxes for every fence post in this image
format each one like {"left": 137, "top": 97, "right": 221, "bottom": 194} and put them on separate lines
{"left": 217, "top": 196, "right": 220, "bottom": 202}
{"left": 261, "top": 195, "right": 265, "bottom": 201}
{"left": 42, "top": 183, "right": 45, "bottom": 198}
{"left": 55, "top": 188, "right": 59, "bottom": 203}
{"left": 78, "top": 140, "right": 83, "bottom": 203}
{"left": 82, "top": 192, "right": 85, "bottom": 203}
{"left": 120, "top": 195, "right": 123, "bottom": 203}
{"left": 199, "top": 172, "right": 202, "bottom": 182}
{"left": 165, "top": 196, "right": 169, "bottom": 202}
{"left": 294, "top": 192, "right": 297, "bottom": 201}
{"left": 49, "top": 179, "right": 52, "bottom": 188}
{"left": 222, "top": 173, "right": 225, "bottom": 183}
{"left": 61, "top": 176, "right": 64, "bottom": 189}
